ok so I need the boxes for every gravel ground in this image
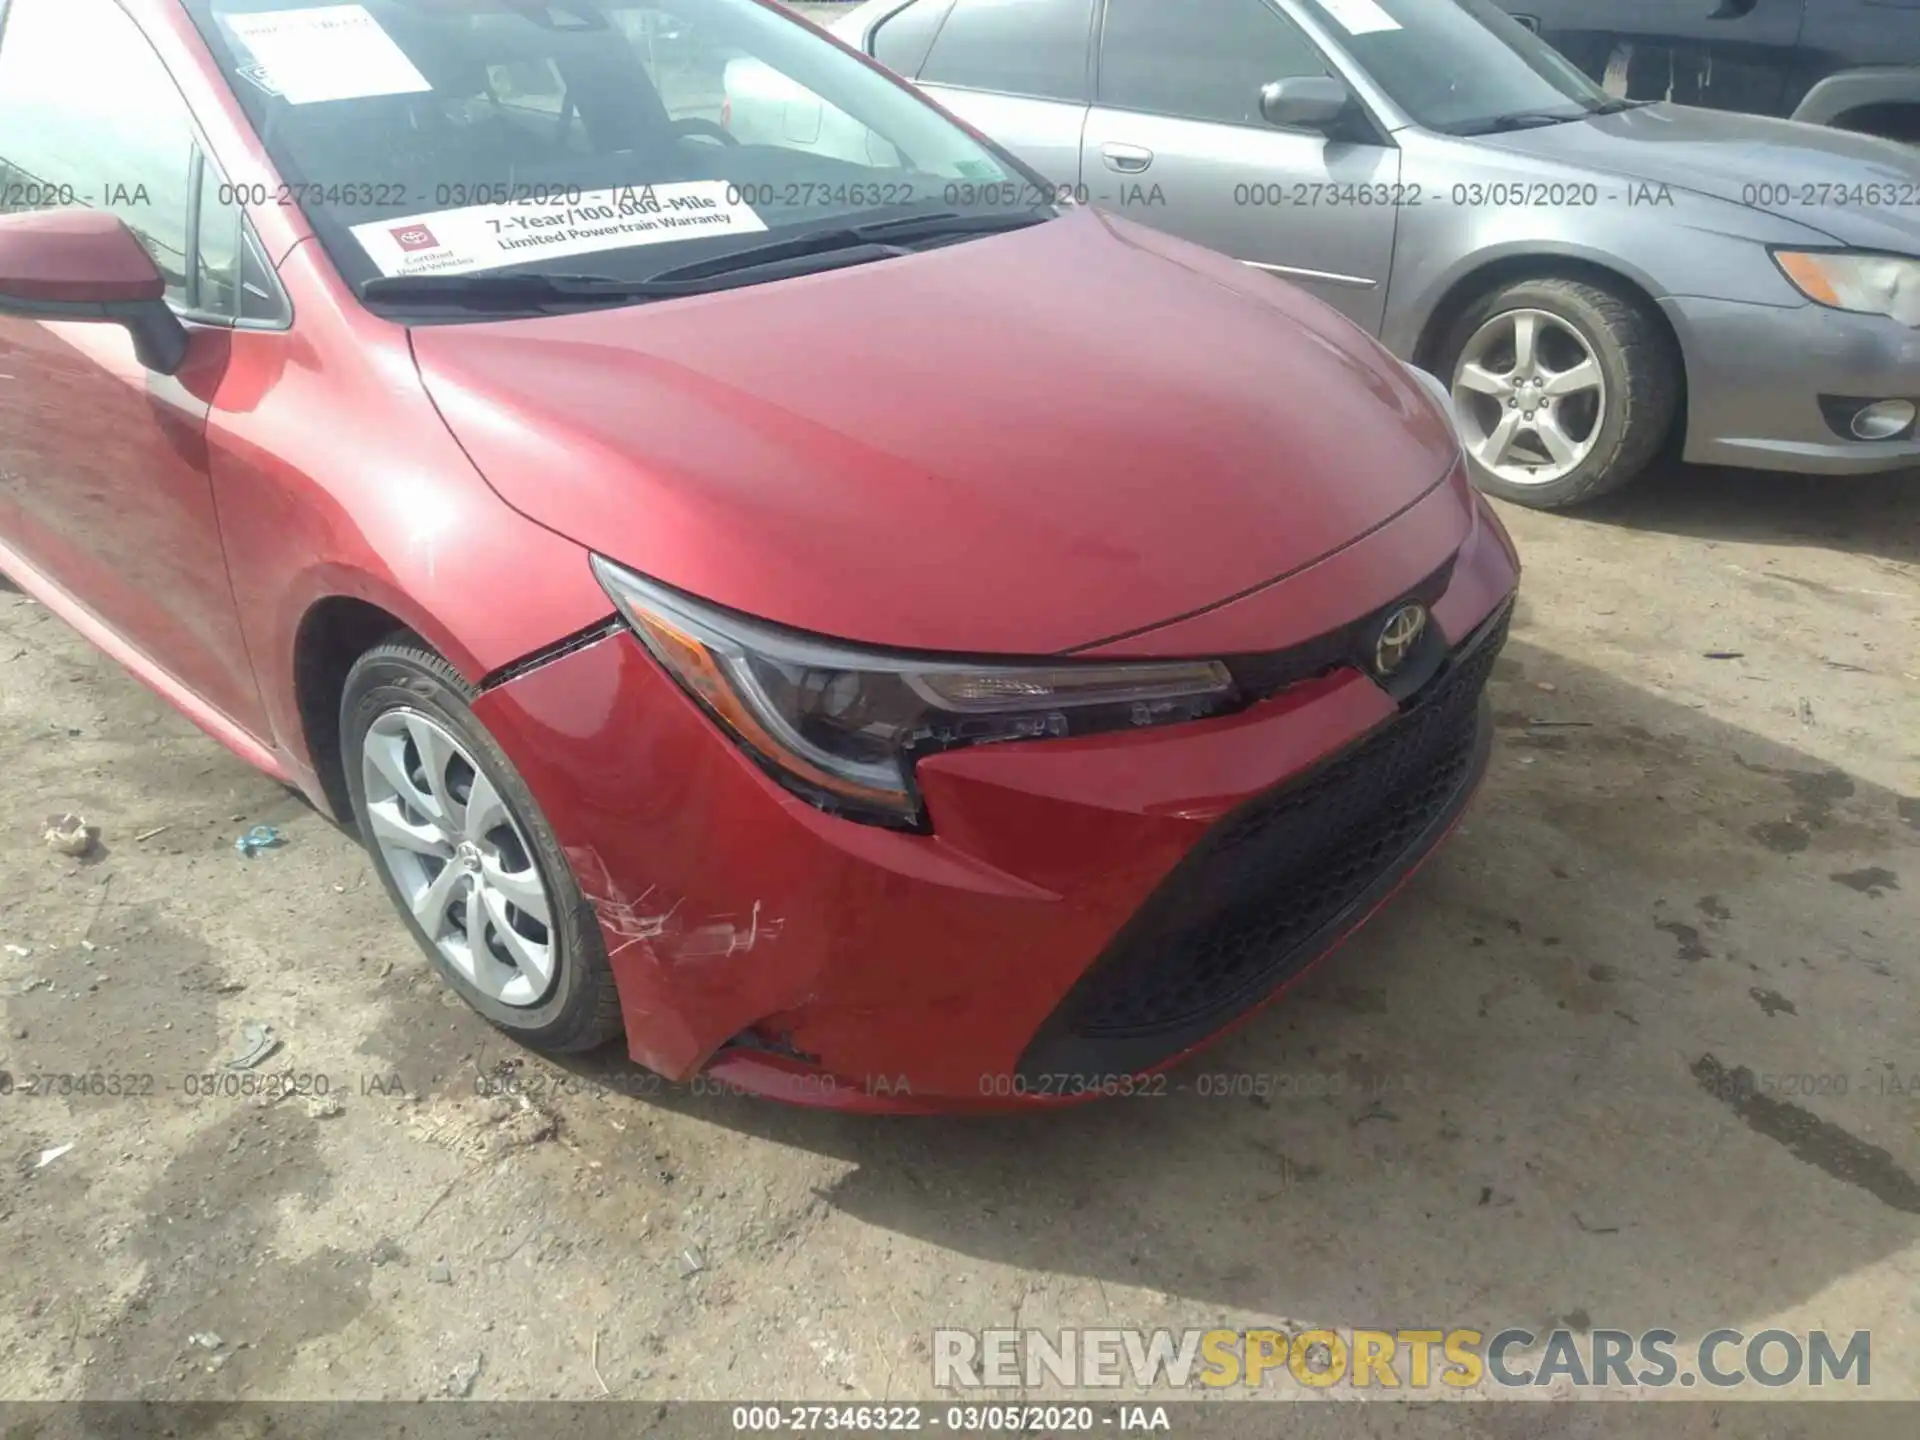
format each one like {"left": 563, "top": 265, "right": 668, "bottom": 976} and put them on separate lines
{"left": 3, "top": 461, "right": 1917, "bottom": 1421}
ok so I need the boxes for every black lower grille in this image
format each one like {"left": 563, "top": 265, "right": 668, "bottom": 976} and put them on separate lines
{"left": 1020, "top": 603, "right": 1509, "bottom": 1079}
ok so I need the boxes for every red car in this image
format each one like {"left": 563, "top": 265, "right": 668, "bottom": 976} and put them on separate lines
{"left": 0, "top": 0, "right": 1517, "bottom": 1110}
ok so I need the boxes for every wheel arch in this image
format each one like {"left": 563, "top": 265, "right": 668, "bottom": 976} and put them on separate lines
{"left": 1792, "top": 69, "right": 1920, "bottom": 135}
{"left": 1407, "top": 251, "right": 1690, "bottom": 442}
{"left": 290, "top": 593, "right": 434, "bottom": 823}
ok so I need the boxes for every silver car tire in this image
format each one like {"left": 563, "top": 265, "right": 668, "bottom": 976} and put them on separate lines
{"left": 341, "top": 638, "right": 624, "bottom": 1054}
{"left": 1442, "top": 275, "right": 1681, "bottom": 511}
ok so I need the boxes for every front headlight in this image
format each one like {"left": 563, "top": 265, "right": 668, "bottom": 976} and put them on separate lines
{"left": 591, "top": 556, "right": 1239, "bottom": 827}
{"left": 1773, "top": 250, "right": 1920, "bottom": 326}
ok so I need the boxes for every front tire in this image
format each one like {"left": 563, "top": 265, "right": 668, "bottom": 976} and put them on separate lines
{"left": 341, "top": 638, "right": 622, "bottom": 1053}
{"left": 1441, "top": 275, "right": 1680, "bottom": 510}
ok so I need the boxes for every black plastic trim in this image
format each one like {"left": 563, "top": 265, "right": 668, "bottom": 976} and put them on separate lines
{"left": 1222, "top": 555, "right": 1456, "bottom": 706}
{"left": 476, "top": 616, "right": 623, "bottom": 692}
{"left": 1818, "top": 393, "right": 1918, "bottom": 443}
{"left": 1015, "top": 595, "right": 1510, "bottom": 1085}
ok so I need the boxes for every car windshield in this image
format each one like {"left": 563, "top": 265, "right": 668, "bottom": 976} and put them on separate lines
{"left": 181, "top": 0, "right": 1046, "bottom": 303}
{"left": 1295, "top": 0, "right": 1612, "bottom": 135}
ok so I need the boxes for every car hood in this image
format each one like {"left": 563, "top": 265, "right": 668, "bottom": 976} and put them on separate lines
{"left": 408, "top": 208, "right": 1467, "bottom": 655}
{"left": 1475, "top": 104, "right": 1920, "bottom": 253}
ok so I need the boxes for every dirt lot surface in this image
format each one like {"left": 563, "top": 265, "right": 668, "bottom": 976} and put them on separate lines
{"left": 3, "top": 450, "right": 1917, "bottom": 1423}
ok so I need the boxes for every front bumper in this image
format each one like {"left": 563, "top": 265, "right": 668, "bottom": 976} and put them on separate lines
{"left": 1664, "top": 295, "right": 1920, "bottom": 474}
{"left": 472, "top": 499, "right": 1519, "bottom": 1111}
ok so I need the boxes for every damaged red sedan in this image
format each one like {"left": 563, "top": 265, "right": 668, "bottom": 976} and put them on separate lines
{"left": 0, "top": 0, "right": 1518, "bottom": 1109}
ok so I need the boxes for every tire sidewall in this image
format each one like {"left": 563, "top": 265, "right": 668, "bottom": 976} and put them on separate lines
{"left": 341, "top": 650, "right": 604, "bottom": 1043}
{"left": 1444, "top": 282, "right": 1641, "bottom": 509}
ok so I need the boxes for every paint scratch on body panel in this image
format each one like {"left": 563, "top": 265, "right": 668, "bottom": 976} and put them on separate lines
{"left": 678, "top": 900, "right": 785, "bottom": 959}
{"left": 568, "top": 846, "right": 683, "bottom": 957}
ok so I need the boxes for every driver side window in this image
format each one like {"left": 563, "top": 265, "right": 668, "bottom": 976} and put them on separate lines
{"left": 1098, "top": 0, "right": 1329, "bottom": 128}
{"left": 0, "top": 0, "right": 196, "bottom": 303}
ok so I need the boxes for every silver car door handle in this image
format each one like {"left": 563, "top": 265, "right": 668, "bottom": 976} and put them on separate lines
{"left": 1101, "top": 143, "right": 1154, "bottom": 173}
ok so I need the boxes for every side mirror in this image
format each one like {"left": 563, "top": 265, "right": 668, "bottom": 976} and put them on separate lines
{"left": 0, "top": 209, "right": 189, "bottom": 375}
{"left": 1259, "top": 75, "right": 1353, "bottom": 132}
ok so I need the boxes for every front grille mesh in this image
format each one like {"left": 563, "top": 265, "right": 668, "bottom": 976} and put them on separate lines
{"left": 1059, "top": 608, "right": 1508, "bottom": 1041}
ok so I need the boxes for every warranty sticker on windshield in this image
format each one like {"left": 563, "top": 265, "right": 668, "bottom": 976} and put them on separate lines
{"left": 225, "top": 5, "right": 432, "bottom": 106}
{"left": 350, "top": 183, "right": 770, "bottom": 278}
{"left": 1316, "top": 0, "right": 1403, "bottom": 35}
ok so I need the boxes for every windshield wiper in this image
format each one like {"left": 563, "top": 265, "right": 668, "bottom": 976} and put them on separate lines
{"left": 1451, "top": 107, "right": 1591, "bottom": 135}
{"left": 360, "top": 271, "right": 688, "bottom": 309}
{"left": 1589, "top": 97, "right": 1656, "bottom": 115}
{"left": 638, "top": 209, "right": 1051, "bottom": 285}
{"left": 844, "top": 209, "right": 1054, "bottom": 244}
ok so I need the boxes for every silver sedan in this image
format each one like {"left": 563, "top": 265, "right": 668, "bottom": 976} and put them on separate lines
{"left": 763, "top": 0, "right": 1920, "bottom": 508}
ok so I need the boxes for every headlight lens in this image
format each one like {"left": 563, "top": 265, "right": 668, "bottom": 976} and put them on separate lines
{"left": 1773, "top": 250, "right": 1920, "bottom": 326}
{"left": 592, "top": 556, "right": 1239, "bottom": 827}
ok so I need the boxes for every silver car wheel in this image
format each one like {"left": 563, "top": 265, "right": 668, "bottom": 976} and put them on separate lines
{"left": 360, "top": 709, "right": 556, "bottom": 1008}
{"left": 1451, "top": 308, "right": 1608, "bottom": 487}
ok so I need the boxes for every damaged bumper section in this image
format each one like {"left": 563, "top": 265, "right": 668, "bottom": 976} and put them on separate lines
{"left": 471, "top": 501, "right": 1520, "bottom": 1111}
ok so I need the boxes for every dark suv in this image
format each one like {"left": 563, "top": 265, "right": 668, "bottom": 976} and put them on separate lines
{"left": 1497, "top": 0, "right": 1920, "bottom": 141}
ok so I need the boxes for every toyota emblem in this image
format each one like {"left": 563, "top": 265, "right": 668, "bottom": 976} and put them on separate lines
{"left": 1374, "top": 603, "right": 1429, "bottom": 677}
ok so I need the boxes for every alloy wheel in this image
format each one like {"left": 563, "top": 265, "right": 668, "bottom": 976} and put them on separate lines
{"left": 1450, "top": 308, "right": 1608, "bottom": 487}
{"left": 359, "top": 709, "right": 557, "bottom": 1007}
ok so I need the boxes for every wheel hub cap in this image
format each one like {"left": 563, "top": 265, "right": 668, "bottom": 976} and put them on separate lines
{"left": 360, "top": 710, "right": 557, "bottom": 1009}
{"left": 1450, "top": 308, "right": 1608, "bottom": 487}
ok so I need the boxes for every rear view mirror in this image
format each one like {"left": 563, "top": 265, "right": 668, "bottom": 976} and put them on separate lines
{"left": 0, "top": 209, "right": 189, "bottom": 374}
{"left": 1260, "top": 75, "right": 1353, "bottom": 131}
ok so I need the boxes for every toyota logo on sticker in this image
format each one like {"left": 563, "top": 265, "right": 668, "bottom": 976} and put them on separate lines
{"left": 390, "top": 225, "right": 442, "bottom": 252}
